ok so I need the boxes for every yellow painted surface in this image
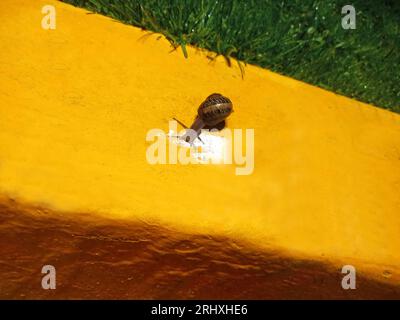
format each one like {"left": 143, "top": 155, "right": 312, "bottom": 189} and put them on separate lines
{"left": 1, "top": 0, "right": 400, "bottom": 285}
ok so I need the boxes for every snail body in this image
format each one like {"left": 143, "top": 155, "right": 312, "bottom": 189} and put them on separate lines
{"left": 179, "top": 93, "right": 233, "bottom": 144}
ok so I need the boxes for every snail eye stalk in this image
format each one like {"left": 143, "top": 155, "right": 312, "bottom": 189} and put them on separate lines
{"left": 172, "top": 117, "right": 204, "bottom": 144}
{"left": 173, "top": 117, "right": 188, "bottom": 129}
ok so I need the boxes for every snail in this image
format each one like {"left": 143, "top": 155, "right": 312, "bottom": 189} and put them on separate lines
{"left": 174, "top": 93, "right": 233, "bottom": 144}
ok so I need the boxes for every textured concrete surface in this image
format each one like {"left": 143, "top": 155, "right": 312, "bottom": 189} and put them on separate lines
{"left": 1, "top": 198, "right": 399, "bottom": 299}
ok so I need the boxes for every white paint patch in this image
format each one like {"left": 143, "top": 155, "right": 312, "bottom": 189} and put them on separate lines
{"left": 168, "top": 130, "right": 227, "bottom": 164}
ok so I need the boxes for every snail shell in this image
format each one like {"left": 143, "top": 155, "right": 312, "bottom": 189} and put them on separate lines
{"left": 182, "top": 93, "right": 233, "bottom": 143}
{"left": 198, "top": 93, "right": 233, "bottom": 127}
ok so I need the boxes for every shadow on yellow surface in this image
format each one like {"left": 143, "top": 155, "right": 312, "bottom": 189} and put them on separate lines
{"left": 1, "top": 197, "right": 399, "bottom": 299}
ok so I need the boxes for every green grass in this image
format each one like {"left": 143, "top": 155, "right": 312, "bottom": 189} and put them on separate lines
{"left": 62, "top": 0, "right": 400, "bottom": 113}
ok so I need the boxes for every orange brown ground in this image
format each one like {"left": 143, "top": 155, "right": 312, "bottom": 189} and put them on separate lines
{"left": 0, "top": 198, "right": 399, "bottom": 299}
